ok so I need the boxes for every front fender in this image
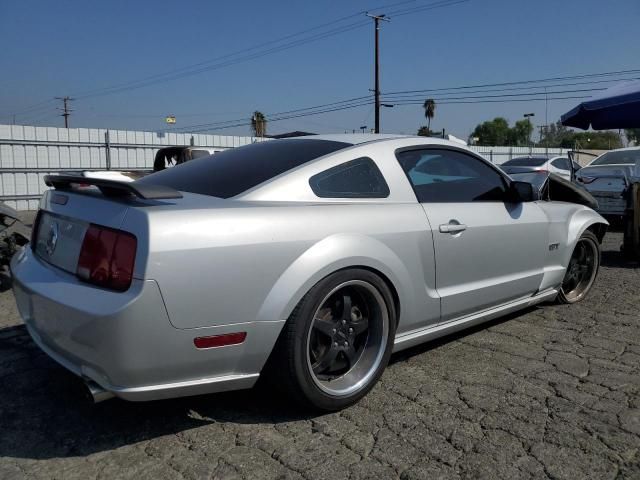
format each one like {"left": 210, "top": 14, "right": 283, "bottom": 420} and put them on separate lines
{"left": 564, "top": 207, "right": 608, "bottom": 266}
{"left": 256, "top": 233, "right": 415, "bottom": 323}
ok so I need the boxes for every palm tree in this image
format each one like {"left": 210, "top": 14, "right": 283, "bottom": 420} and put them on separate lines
{"left": 423, "top": 99, "right": 436, "bottom": 131}
{"left": 251, "top": 111, "right": 267, "bottom": 137}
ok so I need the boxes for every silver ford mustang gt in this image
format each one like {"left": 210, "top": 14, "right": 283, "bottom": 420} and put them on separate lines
{"left": 11, "top": 134, "right": 607, "bottom": 411}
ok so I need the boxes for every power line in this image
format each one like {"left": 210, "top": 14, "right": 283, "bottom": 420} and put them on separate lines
{"left": 382, "top": 86, "right": 607, "bottom": 103}
{"left": 8, "top": 99, "right": 57, "bottom": 119}
{"left": 10, "top": 0, "right": 467, "bottom": 109}
{"left": 165, "top": 69, "right": 638, "bottom": 133}
{"left": 391, "top": 95, "right": 590, "bottom": 105}
{"left": 72, "top": 0, "right": 425, "bottom": 99}
{"left": 381, "top": 76, "right": 640, "bottom": 100}
{"left": 173, "top": 92, "right": 593, "bottom": 135}
{"left": 382, "top": 68, "right": 640, "bottom": 97}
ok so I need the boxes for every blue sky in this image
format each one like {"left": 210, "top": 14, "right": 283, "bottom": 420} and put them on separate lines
{"left": 1, "top": 0, "right": 638, "bottom": 139}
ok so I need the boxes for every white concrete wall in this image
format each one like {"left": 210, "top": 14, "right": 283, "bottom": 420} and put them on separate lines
{"left": 0, "top": 124, "right": 264, "bottom": 210}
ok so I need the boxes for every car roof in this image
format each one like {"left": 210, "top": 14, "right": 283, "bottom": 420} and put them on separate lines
{"left": 509, "top": 155, "right": 550, "bottom": 160}
{"left": 289, "top": 133, "right": 406, "bottom": 145}
{"left": 287, "top": 133, "right": 473, "bottom": 151}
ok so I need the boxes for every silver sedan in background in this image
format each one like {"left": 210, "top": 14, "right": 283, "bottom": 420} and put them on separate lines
{"left": 11, "top": 135, "right": 607, "bottom": 411}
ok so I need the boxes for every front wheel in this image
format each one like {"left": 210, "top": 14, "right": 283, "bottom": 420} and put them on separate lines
{"left": 267, "top": 269, "right": 396, "bottom": 411}
{"left": 556, "top": 230, "right": 600, "bottom": 304}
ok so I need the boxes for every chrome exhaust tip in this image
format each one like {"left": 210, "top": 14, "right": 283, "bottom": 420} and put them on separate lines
{"left": 84, "top": 380, "right": 115, "bottom": 404}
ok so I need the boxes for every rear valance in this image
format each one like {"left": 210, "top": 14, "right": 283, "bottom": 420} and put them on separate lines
{"left": 44, "top": 175, "right": 182, "bottom": 200}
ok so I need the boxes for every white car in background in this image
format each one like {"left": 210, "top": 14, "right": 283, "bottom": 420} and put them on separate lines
{"left": 500, "top": 155, "right": 580, "bottom": 180}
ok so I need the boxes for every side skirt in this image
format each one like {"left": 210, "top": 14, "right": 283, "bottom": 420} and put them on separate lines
{"left": 392, "top": 289, "right": 558, "bottom": 353}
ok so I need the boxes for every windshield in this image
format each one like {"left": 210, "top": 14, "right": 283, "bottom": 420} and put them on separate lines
{"left": 138, "top": 139, "right": 351, "bottom": 198}
{"left": 502, "top": 157, "right": 548, "bottom": 167}
{"left": 591, "top": 150, "right": 640, "bottom": 166}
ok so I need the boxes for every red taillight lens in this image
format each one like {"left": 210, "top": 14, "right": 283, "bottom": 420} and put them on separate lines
{"left": 77, "top": 224, "right": 137, "bottom": 291}
{"left": 193, "top": 332, "right": 247, "bottom": 349}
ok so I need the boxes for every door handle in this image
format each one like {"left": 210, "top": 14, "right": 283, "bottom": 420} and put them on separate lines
{"left": 439, "top": 222, "right": 467, "bottom": 234}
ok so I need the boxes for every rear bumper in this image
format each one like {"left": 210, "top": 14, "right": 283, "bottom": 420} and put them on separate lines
{"left": 11, "top": 248, "right": 284, "bottom": 401}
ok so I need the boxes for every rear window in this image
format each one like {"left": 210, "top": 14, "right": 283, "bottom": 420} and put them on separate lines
{"left": 502, "top": 157, "right": 548, "bottom": 167}
{"left": 138, "top": 139, "right": 351, "bottom": 198}
{"left": 591, "top": 150, "right": 640, "bottom": 166}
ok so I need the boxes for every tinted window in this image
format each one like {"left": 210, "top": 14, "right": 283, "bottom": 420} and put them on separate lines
{"left": 551, "top": 158, "right": 570, "bottom": 170}
{"left": 310, "top": 157, "right": 389, "bottom": 198}
{"left": 591, "top": 150, "right": 640, "bottom": 166}
{"left": 396, "top": 148, "right": 508, "bottom": 203}
{"left": 502, "top": 156, "right": 548, "bottom": 167}
{"left": 190, "top": 149, "right": 213, "bottom": 159}
{"left": 138, "top": 139, "right": 351, "bottom": 198}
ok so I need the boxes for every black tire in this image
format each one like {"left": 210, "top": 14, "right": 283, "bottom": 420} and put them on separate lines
{"left": 556, "top": 230, "right": 600, "bottom": 304}
{"left": 265, "top": 268, "right": 396, "bottom": 411}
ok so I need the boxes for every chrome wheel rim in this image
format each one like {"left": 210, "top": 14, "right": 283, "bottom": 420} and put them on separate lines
{"left": 561, "top": 238, "right": 598, "bottom": 302}
{"left": 306, "top": 280, "right": 389, "bottom": 396}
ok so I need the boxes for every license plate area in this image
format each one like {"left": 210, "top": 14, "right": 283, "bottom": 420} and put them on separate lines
{"left": 34, "top": 212, "right": 89, "bottom": 274}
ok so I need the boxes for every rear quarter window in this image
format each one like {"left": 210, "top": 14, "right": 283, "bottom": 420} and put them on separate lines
{"left": 309, "top": 157, "right": 389, "bottom": 198}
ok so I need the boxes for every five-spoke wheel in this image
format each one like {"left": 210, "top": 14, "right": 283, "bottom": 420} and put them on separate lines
{"left": 557, "top": 230, "right": 600, "bottom": 304}
{"left": 307, "top": 280, "right": 388, "bottom": 396}
{"left": 268, "top": 269, "right": 396, "bottom": 411}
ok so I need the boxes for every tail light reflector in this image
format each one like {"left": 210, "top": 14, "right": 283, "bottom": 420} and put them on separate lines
{"left": 579, "top": 176, "right": 596, "bottom": 184}
{"left": 194, "top": 332, "right": 247, "bottom": 349}
{"left": 77, "top": 224, "right": 137, "bottom": 291}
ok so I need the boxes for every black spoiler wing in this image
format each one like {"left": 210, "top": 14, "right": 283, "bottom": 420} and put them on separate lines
{"left": 44, "top": 175, "right": 182, "bottom": 200}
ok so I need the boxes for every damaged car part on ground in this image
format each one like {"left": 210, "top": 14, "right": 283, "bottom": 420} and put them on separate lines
{"left": 0, "top": 202, "right": 29, "bottom": 290}
{"left": 11, "top": 135, "right": 608, "bottom": 411}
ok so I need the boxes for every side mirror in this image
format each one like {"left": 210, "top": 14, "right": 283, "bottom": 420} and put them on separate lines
{"left": 508, "top": 181, "right": 536, "bottom": 202}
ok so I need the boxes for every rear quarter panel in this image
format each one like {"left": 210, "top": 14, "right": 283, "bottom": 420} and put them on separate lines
{"left": 126, "top": 202, "right": 439, "bottom": 335}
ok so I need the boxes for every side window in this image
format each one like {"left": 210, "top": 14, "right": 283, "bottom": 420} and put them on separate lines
{"left": 552, "top": 158, "right": 570, "bottom": 170}
{"left": 309, "top": 157, "right": 389, "bottom": 198}
{"left": 396, "top": 148, "right": 507, "bottom": 203}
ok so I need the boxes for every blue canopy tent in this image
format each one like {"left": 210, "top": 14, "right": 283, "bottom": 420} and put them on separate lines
{"left": 561, "top": 80, "right": 640, "bottom": 130}
{"left": 561, "top": 80, "right": 640, "bottom": 259}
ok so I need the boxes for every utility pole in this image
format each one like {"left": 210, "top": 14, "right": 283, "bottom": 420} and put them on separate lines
{"left": 523, "top": 113, "right": 535, "bottom": 147}
{"left": 56, "top": 96, "right": 74, "bottom": 128}
{"left": 367, "top": 13, "right": 389, "bottom": 134}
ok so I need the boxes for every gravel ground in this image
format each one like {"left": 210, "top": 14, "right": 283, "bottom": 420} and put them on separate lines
{"left": 0, "top": 220, "right": 638, "bottom": 480}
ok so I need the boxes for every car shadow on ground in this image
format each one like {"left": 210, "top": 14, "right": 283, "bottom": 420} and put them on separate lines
{"left": 0, "top": 306, "right": 535, "bottom": 461}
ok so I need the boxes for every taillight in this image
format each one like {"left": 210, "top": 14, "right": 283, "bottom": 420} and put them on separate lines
{"left": 77, "top": 224, "right": 137, "bottom": 291}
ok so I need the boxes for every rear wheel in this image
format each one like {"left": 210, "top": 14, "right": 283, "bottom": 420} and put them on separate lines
{"left": 557, "top": 231, "right": 600, "bottom": 304}
{"left": 267, "top": 269, "right": 396, "bottom": 411}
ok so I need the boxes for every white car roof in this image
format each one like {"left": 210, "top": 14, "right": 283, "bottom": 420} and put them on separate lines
{"left": 290, "top": 133, "right": 469, "bottom": 149}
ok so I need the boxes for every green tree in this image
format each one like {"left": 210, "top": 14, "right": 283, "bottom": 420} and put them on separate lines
{"left": 570, "top": 131, "right": 622, "bottom": 150}
{"left": 625, "top": 128, "right": 640, "bottom": 145}
{"left": 251, "top": 111, "right": 267, "bottom": 137}
{"left": 423, "top": 99, "right": 436, "bottom": 131}
{"left": 417, "top": 126, "right": 434, "bottom": 137}
{"left": 470, "top": 117, "right": 511, "bottom": 146}
{"left": 510, "top": 119, "right": 534, "bottom": 146}
{"left": 539, "top": 121, "right": 573, "bottom": 148}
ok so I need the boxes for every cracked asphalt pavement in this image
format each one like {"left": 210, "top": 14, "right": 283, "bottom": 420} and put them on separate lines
{"left": 0, "top": 226, "right": 638, "bottom": 479}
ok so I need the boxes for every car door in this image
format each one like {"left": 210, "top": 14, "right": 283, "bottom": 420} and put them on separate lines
{"left": 396, "top": 147, "right": 549, "bottom": 322}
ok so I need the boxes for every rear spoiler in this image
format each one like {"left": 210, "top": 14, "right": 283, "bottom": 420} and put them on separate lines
{"left": 44, "top": 175, "right": 183, "bottom": 200}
